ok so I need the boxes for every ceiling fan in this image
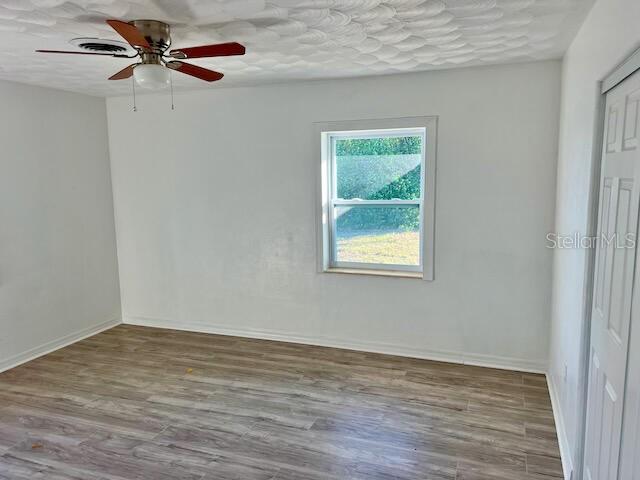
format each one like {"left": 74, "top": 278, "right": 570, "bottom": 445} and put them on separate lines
{"left": 37, "top": 20, "right": 245, "bottom": 89}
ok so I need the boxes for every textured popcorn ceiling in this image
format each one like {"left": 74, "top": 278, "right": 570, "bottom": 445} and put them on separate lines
{"left": 0, "top": 0, "right": 593, "bottom": 96}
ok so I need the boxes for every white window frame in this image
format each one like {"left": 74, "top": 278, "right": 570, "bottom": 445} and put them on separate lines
{"left": 315, "top": 116, "right": 437, "bottom": 280}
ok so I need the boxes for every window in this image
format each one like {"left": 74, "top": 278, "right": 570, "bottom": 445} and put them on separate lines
{"left": 317, "top": 117, "right": 437, "bottom": 279}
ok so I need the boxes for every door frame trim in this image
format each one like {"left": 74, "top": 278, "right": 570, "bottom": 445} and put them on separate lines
{"left": 602, "top": 45, "right": 640, "bottom": 94}
{"left": 580, "top": 50, "right": 640, "bottom": 480}
{"left": 576, "top": 87, "right": 606, "bottom": 480}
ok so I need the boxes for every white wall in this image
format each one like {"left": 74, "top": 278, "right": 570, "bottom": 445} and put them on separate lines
{"left": 107, "top": 60, "right": 560, "bottom": 372}
{"left": 549, "top": 0, "right": 640, "bottom": 477}
{"left": 0, "top": 80, "right": 121, "bottom": 371}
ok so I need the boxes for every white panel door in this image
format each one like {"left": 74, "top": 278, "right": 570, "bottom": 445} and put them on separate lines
{"left": 584, "top": 69, "right": 640, "bottom": 480}
{"left": 619, "top": 74, "right": 640, "bottom": 480}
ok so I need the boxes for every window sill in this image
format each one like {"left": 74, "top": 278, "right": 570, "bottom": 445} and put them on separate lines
{"left": 324, "top": 267, "right": 423, "bottom": 279}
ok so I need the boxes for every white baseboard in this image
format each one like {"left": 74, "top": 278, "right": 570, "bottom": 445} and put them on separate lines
{"left": 547, "top": 372, "right": 574, "bottom": 480}
{"left": 123, "top": 315, "right": 547, "bottom": 374}
{"left": 0, "top": 317, "right": 122, "bottom": 374}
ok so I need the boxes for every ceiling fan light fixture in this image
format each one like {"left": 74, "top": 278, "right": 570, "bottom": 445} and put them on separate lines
{"left": 133, "top": 64, "right": 170, "bottom": 89}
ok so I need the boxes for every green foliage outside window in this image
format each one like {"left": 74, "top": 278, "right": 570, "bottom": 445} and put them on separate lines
{"left": 335, "top": 136, "right": 422, "bottom": 232}
{"left": 335, "top": 136, "right": 421, "bottom": 156}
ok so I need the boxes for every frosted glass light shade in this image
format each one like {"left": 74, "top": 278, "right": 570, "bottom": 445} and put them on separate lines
{"left": 134, "top": 64, "right": 170, "bottom": 90}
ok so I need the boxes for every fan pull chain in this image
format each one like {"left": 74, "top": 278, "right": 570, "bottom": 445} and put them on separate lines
{"left": 169, "top": 70, "right": 175, "bottom": 111}
{"left": 131, "top": 75, "right": 137, "bottom": 112}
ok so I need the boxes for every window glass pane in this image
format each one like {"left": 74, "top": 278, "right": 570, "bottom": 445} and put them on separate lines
{"left": 335, "top": 135, "right": 422, "bottom": 200}
{"left": 334, "top": 206, "right": 420, "bottom": 266}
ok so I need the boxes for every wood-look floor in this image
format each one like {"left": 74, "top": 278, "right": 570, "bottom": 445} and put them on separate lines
{"left": 0, "top": 325, "right": 563, "bottom": 480}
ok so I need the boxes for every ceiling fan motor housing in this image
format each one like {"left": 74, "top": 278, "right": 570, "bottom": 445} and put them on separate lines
{"left": 130, "top": 20, "right": 171, "bottom": 61}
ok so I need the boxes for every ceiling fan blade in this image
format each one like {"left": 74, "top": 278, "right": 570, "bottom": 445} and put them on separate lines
{"left": 109, "top": 64, "right": 136, "bottom": 80}
{"left": 167, "top": 61, "right": 224, "bottom": 82}
{"left": 36, "top": 49, "right": 130, "bottom": 58}
{"left": 169, "top": 42, "right": 245, "bottom": 59}
{"left": 106, "top": 19, "right": 150, "bottom": 49}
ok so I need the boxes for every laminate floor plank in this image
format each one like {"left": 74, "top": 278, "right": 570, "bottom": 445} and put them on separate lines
{"left": 0, "top": 325, "right": 561, "bottom": 479}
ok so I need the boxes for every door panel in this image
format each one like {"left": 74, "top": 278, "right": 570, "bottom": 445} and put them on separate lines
{"left": 608, "top": 179, "right": 634, "bottom": 342}
{"left": 607, "top": 101, "right": 621, "bottom": 153}
{"left": 596, "top": 179, "right": 613, "bottom": 315}
{"left": 599, "top": 379, "right": 619, "bottom": 480}
{"left": 623, "top": 87, "right": 639, "bottom": 151}
{"left": 585, "top": 69, "right": 640, "bottom": 480}
{"left": 585, "top": 351, "right": 603, "bottom": 480}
